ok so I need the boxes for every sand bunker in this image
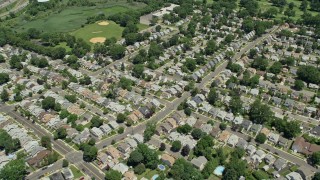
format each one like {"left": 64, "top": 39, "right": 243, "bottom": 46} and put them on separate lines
{"left": 90, "top": 37, "right": 106, "bottom": 43}
{"left": 98, "top": 21, "right": 109, "bottom": 26}
{"left": 92, "top": 31, "right": 103, "bottom": 34}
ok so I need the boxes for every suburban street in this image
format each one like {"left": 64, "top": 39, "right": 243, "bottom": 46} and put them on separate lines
{"left": 194, "top": 112, "right": 318, "bottom": 173}
{"left": 0, "top": 104, "right": 105, "bottom": 180}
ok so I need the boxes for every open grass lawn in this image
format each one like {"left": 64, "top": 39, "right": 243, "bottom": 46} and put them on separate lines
{"left": 137, "top": 169, "right": 159, "bottom": 179}
{"left": 71, "top": 21, "right": 149, "bottom": 44}
{"left": 55, "top": 42, "right": 72, "bottom": 52}
{"left": 17, "top": 5, "right": 129, "bottom": 33}
{"left": 71, "top": 20, "right": 124, "bottom": 44}
{"left": 70, "top": 165, "right": 84, "bottom": 179}
{"left": 257, "top": 0, "right": 318, "bottom": 21}
{"left": 15, "top": 0, "right": 146, "bottom": 33}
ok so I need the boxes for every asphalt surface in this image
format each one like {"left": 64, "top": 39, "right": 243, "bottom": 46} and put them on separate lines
{"left": 0, "top": 104, "right": 105, "bottom": 180}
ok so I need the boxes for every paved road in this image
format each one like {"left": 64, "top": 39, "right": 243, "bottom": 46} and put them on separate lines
{"left": 0, "top": 104, "right": 105, "bottom": 180}
{"left": 96, "top": 60, "right": 230, "bottom": 149}
{"left": 232, "top": 26, "right": 279, "bottom": 61}
{"left": 27, "top": 160, "right": 63, "bottom": 180}
{"left": 0, "top": 0, "right": 28, "bottom": 18}
{"left": 194, "top": 112, "right": 318, "bottom": 173}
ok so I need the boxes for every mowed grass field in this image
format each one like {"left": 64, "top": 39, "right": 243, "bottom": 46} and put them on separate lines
{"left": 257, "top": 0, "right": 318, "bottom": 20}
{"left": 16, "top": 0, "right": 146, "bottom": 33}
{"left": 71, "top": 21, "right": 149, "bottom": 44}
{"left": 71, "top": 21, "right": 124, "bottom": 43}
{"left": 17, "top": 5, "right": 129, "bottom": 33}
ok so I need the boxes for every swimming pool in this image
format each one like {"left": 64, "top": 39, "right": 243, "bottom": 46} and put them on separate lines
{"left": 214, "top": 166, "right": 225, "bottom": 176}
{"left": 158, "top": 164, "right": 165, "bottom": 171}
{"left": 152, "top": 174, "right": 159, "bottom": 180}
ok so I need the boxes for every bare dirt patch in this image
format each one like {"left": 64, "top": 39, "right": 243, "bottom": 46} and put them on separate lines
{"left": 89, "top": 37, "right": 106, "bottom": 43}
{"left": 92, "top": 31, "right": 103, "bottom": 34}
{"left": 98, "top": 21, "right": 109, "bottom": 26}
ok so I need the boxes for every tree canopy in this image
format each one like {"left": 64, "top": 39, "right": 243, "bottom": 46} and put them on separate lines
{"left": 0, "top": 159, "right": 27, "bottom": 180}
{"left": 169, "top": 158, "right": 203, "bottom": 180}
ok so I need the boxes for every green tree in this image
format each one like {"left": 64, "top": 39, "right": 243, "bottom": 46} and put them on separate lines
{"left": 205, "top": 40, "right": 218, "bottom": 55}
{"left": 118, "top": 127, "right": 124, "bottom": 134}
{"left": 132, "top": 64, "right": 144, "bottom": 78}
{"left": 134, "top": 163, "right": 146, "bottom": 175}
{"left": 311, "top": 151, "right": 320, "bottom": 166}
{"left": 181, "top": 145, "right": 190, "bottom": 156}
{"left": 65, "top": 95, "right": 77, "bottom": 103}
{"left": 109, "top": 44, "right": 125, "bottom": 60}
{"left": 194, "top": 135, "right": 214, "bottom": 157}
{"left": 269, "top": 62, "right": 282, "bottom": 74}
{"left": 222, "top": 168, "right": 238, "bottom": 180}
{"left": 184, "top": 107, "right": 192, "bottom": 116}
{"left": 229, "top": 96, "right": 243, "bottom": 114}
{"left": 90, "top": 116, "right": 103, "bottom": 128}
{"left": 297, "top": 65, "right": 320, "bottom": 84}
{"left": 313, "top": 172, "right": 320, "bottom": 180}
{"left": 54, "top": 127, "right": 67, "bottom": 140}
{"left": 0, "top": 159, "right": 26, "bottom": 180}
{"left": 169, "top": 158, "right": 203, "bottom": 180}
{"left": 283, "top": 121, "right": 301, "bottom": 139}
{"left": 207, "top": 88, "right": 218, "bottom": 105}
{"left": 159, "top": 143, "right": 166, "bottom": 151}
{"left": 116, "top": 113, "right": 126, "bottom": 123}
{"left": 177, "top": 124, "right": 192, "bottom": 134}
{"left": 202, "top": 159, "right": 219, "bottom": 178}
{"left": 82, "top": 144, "right": 98, "bottom": 162}
{"left": 42, "top": 97, "right": 56, "bottom": 110}
{"left": 0, "top": 73, "right": 9, "bottom": 85}
{"left": 127, "top": 150, "right": 144, "bottom": 166}
{"left": 105, "top": 169, "right": 122, "bottom": 180}
{"left": 249, "top": 100, "right": 274, "bottom": 124}
{"left": 59, "top": 109, "right": 70, "bottom": 119}
{"left": 251, "top": 56, "right": 268, "bottom": 71}
{"left": 191, "top": 128, "right": 204, "bottom": 140}
{"left": 171, "top": 141, "right": 182, "bottom": 152}
{"left": 62, "top": 159, "right": 69, "bottom": 167}
{"left": 1, "top": 89, "right": 9, "bottom": 102}
{"left": 255, "top": 133, "right": 267, "bottom": 144}
{"left": 144, "top": 123, "right": 156, "bottom": 142}
{"left": 219, "top": 123, "right": 227, "bottom": 130}
{"left": 184, "top": 58, "right": 196, "bottom": 72}
{"left": 41, "top": 136, "right": 52, "bottom": 150}
{"left": 294, "top": 80, "right": 305, "bottom": 91}
{"left": 0, "top": 54, "right": 5, "bottom": 63}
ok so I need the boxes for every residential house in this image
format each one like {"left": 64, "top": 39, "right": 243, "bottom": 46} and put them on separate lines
{"left": 113, "top": 163, "right": 129, "bottom": 175}
{"left": 236, "top": 138, "right": 248, "bottom": 149}
{"left": 250, "top": 124, "right": 262, "bottom": 134}
{"left": 241, "top": 120, "right": 252, "bottom": 131}
{"left": 227, "top": 134, "right": 239, "bottom": 147}
{"left": 246, "top": 144, "right": 256, "bottom": 155}
{"left": 90, "top": 127, "right": 104, "bottom": 138}
{"left": 161, "top": 153, "right": 175, "bottom": 167}
{"left": 106, "top": 146, "right": 122, "bottom": 160}
{"left": 292, "top": 137, "right": 320, "bottom": 155}
{"left": 117, "top": 143, "right": 131, "bottom": 154}
{"left": 274, "top": 158, "right": 287, "bottom": 171}
{"left": 268, "top": 132, "right": 280, "bottom": 144}
{"left": 278, "top": 136, "right": 289, "bottom": 147}
{"left": 286, "top": 172, "right": 303, "bottom": 180}
{"left": 123, "top": 171, "right": 137, "bottom": 180}
{"left": 191, "top": 156, "right": 208, "bottom": 171}
{"left": 139, "top": 107, "right": 153, "bottom": 118}
{"left": 264, "top": 154, "right": 276, "bottom": 165}
{"left": 61, "top": 167, "right": 74, "bottom": 180}
{"left": 218, "top": 130, "right": 231, "bottom": 143}
{"left": 310, "top": 126, "right": 320, "bottom": 137}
